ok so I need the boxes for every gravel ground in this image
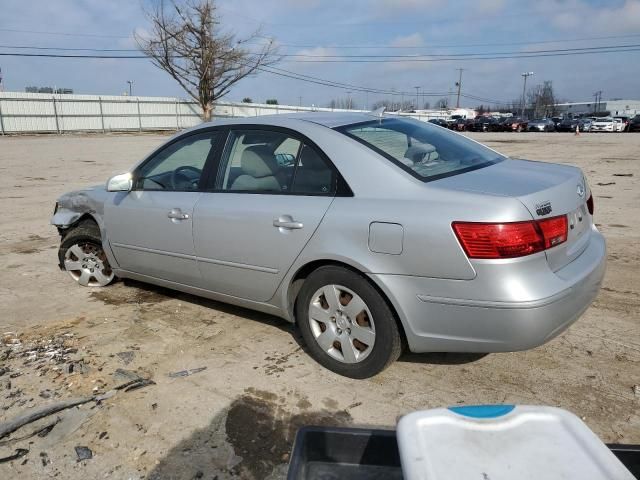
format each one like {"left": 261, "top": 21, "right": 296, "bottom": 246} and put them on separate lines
{"left": 0, "top": 130, "right": 639, "bottom": 479}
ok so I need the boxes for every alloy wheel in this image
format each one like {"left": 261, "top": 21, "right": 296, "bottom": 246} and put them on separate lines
{"left": 64, "top": 242, "right": 114, "bottom": 287}
{"left": 308, "top": 284, "right": 376, "bottom": 364}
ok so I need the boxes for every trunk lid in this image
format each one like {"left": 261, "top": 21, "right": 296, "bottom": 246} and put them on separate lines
{"left": 435, "top": 159, "right": 591, "bottom": 271}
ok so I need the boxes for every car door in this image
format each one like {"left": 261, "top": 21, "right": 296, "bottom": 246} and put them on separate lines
{"left": 104, "top": 130, "right": 221, "bottom": 286}
{"left": 192, "top": 127, "right": 338, "bottom": 302}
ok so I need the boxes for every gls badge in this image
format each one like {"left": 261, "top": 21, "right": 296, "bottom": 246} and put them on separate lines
{"left": 535, "top": 200, "right": 552, "bottom": 216}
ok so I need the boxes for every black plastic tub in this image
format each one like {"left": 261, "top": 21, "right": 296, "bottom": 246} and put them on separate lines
{"left": 287, "top": 426, "right": 640, "bottom": 479}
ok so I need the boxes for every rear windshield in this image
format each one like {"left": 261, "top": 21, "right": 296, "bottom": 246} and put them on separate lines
{"left": 336, "top": 117, "right": 503, "bottom": 182}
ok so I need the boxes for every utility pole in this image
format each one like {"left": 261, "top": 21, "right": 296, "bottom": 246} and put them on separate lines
{"left": 127, "top": 80, "right": 133, "bottom": 97}
{"left": 455, "top": 68, "right": 464, "bottom": 108}
{"left": 0, "top": 66, "right": 4, "bottom": 92}
{"left": 520, "top": 72, "right": 534, "bottom": 119}
{"left": 414, "top": 86, "right": 420, "bottom": 110}
{"left": 346, "top": 90, "right": 352, "bottom": 110}
{"left": 593, "top": 90, "right": 602, "bottom": 113}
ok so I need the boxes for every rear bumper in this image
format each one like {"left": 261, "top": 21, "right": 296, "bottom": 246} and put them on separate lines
{"left": 370, "top": 228, "right": 606, "bottom": 353}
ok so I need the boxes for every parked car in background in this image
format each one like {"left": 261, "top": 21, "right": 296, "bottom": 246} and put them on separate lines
{"left": 591, "top": 117, "right": 624, "bottom": 133}
{"left": 51, "top": 113, "right": 605, "bottom": 378}
{"left": 579, "top": 118, "right": 594, "bottom": 132}
{"left": 551, "top": 117, "right": 562, "bottom": 130}
{"left": 506, "top": 118, "right": 529, "bottom": 132}
{"left": 470, "top": 116, "right": 499, "bottom": 132}
{"left": 557, "top": 118, "right": 580, "bottom": 132}
{"left": 628, "top": 114, "right": 640, "bottom": 132}
{"left": 450, "top": 118, "right": 468, "bottom": 132}
{"left": 428, "top": 118, "right": 449, "bottom": 128}
{"left": 613, "top": 116, "right": 631, "bottom": 132}
{"left": 493, "top": 117, "right": 513, "bottom": 132}
{"left": 528, "top": 118, "right": 556, "bottom": 132}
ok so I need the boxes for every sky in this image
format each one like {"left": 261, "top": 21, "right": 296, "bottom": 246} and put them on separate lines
{"left": 0, "top": 0, "right": 639, "bottom": 108}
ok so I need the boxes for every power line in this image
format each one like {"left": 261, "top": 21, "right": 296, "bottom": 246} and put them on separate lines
{"left": 0, "top": 27, "right": 129, "bottom": 38}
{"left": 3, "top": 42, "right": 640, "bottom": 58}
{"left": 3, "top": 26, "right": 639, "bottom": 50}
{"left": 2, "top": 44, "right": 640, "bottom": 63}
{"left": 256, "top": 33, "right": 640, "bottom": 50}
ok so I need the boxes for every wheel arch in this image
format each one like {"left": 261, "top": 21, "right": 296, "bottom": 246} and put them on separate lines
{"left": 285, "top": 259, "right": 409, "bottom": 348}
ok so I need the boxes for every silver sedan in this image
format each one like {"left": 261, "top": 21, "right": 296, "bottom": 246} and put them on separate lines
{"left": 51, "top": 113, "right": 606, "bottom": 378}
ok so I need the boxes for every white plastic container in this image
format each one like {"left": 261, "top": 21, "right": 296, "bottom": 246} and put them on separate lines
{"left": 397, "top": 405, "right": 635, "bottom": 480}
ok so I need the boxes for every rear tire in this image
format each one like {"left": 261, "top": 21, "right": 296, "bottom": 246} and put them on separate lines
{"left": 296, "top": 266, "right": 402, "bottom": 378}
{"left": 58, "top": 221, "right": 115, "bottom": 287}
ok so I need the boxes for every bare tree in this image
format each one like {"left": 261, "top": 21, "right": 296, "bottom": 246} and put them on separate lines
{"left": 436, "top": 97, "right": 449, "bottom": 109}
{"left": 328, "top": 97, "right": 359, "bottom": 110}
{"left": 527, "top": 81, "right": 556, "bottom": 118}
{"left": 136, "top": 0, "right": 279, "bottom": 121}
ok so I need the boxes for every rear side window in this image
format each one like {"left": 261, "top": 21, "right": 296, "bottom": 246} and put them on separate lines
{"left": 291, "top": 145, "right": 336, "bottom": 195}
{"left": 337, "top": 118, "right": 503, "bottom": 182}
{"left": 217, "top": 129, "right": 336, "bottom": 195}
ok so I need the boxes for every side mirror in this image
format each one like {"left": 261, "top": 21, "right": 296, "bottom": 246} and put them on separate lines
{"left": 106, "top": 172, "right": 133, "bottom": 192}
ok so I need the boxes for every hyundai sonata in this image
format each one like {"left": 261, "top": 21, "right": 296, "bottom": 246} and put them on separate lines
{"left": 51, "top": 113, "right": 606, "bottom": 378}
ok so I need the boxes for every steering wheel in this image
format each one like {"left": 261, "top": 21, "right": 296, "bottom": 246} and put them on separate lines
{"left": 170, "top": 165, "right": 202, "bottom": 190}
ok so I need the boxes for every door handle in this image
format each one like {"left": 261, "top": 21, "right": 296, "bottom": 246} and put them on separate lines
{"left": 273, "top": 215, "right": 303, "bottom": 230}
{"left": 168, "top": 208, "right": 190, "bottom": 220}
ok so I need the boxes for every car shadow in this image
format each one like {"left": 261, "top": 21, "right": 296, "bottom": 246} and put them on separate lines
{"left": 115, "top": 278, "right": 308, "bottom": 348}
{"left": 107, "top": 279, "right": 489, "bottom": 368}
{"left": 398, "top": 351, "right": 488, "bottom": 365}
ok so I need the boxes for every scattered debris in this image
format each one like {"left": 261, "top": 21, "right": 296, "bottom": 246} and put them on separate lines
{"left": 633, "top": 385, "right": 640, "bottom": 397}
{"left": 113, "top": 368, "right": 143, "bottom": 382}
{"left": 0, "top": 448, "right": 29, "bottom": 464}
{"left": 98, "top": 431, "right": 108, "bottom": 440}
{"left": 168, "top": 367, "right": 207, "bottom": 378}
{"left": 123, "top": 379, "right": 156, "bottom": 392}
{"left": 75, "top": 445, "right": 93, "bottom": 461}
{"left": 596, "top": 182, "right": 616, "bottom": 186}
{"left": 0, "top": 419, "right": 59, "bottom": 447}
{"left": 612, "top": 173, "right": 633, "bottom": 177}
{"left": 151, "top": 403, "right": 158, "bottom": 410}
{"left": 95, "top": 390, "right": 117, "bottom": 402}
{"left": 0, "top": 396, "right": 93, "bottom": 439}
{"left": 116, "top": 351, "right": 135, "bottom": 365}
{"left": 40, "top": 451, "right": 50, "bottom": 466}
{"left": 65, "top": 360, "right": 89, "bottom": 375}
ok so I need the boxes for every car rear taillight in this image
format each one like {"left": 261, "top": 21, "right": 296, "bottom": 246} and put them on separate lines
{"left": 452, "top": 215, "right": 568, "bottom": 259}
{"left": 587, "top": 193, "right": 594, "bottom": 215}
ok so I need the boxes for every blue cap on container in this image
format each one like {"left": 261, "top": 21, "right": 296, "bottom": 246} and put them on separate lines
{"left": 448, "top": 405, "right": 515, "bottom": 418}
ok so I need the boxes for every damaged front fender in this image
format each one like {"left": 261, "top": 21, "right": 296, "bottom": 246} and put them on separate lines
{"left": 50, "top": 185, "right": 107, "bottom": 230}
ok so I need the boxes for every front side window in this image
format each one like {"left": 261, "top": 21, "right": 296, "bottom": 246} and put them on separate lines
{"left": 337, "top": 118, "right": 503, "bottom": 182}
{"left": 136, "top": 131, "right": 218, "bottom": 191}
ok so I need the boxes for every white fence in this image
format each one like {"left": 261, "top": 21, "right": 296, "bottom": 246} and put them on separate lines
{"left": 0, "top": 91, "right": 451, "bottom": 134}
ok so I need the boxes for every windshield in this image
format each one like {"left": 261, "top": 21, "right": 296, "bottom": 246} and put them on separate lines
{"left": 336, "top": 117, "right": 504, "bottom": 182}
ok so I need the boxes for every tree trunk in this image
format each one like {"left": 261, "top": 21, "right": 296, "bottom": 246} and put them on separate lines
{"left": 202, "top": 103, "right": 213, "bottom": 122}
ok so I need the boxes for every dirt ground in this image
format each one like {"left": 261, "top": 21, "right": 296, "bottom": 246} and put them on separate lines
{"left": 1, "top": 130, "right": 639, "bottom": 479}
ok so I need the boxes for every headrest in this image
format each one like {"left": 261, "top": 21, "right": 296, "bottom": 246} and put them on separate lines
{"left": 241, "top": 146, "right": 278, "bottom": 178}
{"left": 299, "top": 146, "right": 326, "bottom": 170}
{"left": 404, "top": 144, "right": 437, "bottom": 163}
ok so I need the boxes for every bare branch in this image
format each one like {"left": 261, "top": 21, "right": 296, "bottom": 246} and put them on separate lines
{"left": 136, "top": 0, "right": 279, "bottom": 120}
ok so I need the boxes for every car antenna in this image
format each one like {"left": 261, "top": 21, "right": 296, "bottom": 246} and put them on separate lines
{"left": 368, "top": 106, "right": 386, "bottom": 122}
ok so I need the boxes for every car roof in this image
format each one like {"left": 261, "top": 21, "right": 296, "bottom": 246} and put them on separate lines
{"left": 195, "top": 111, "right": 379, "bottom": 131}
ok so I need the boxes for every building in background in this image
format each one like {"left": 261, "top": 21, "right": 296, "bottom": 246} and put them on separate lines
{"left": 555, "top": 99, "right": 640, "bottom": 116}
{"left": 25, "top": 86, "right": 74, "bottom": 94}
